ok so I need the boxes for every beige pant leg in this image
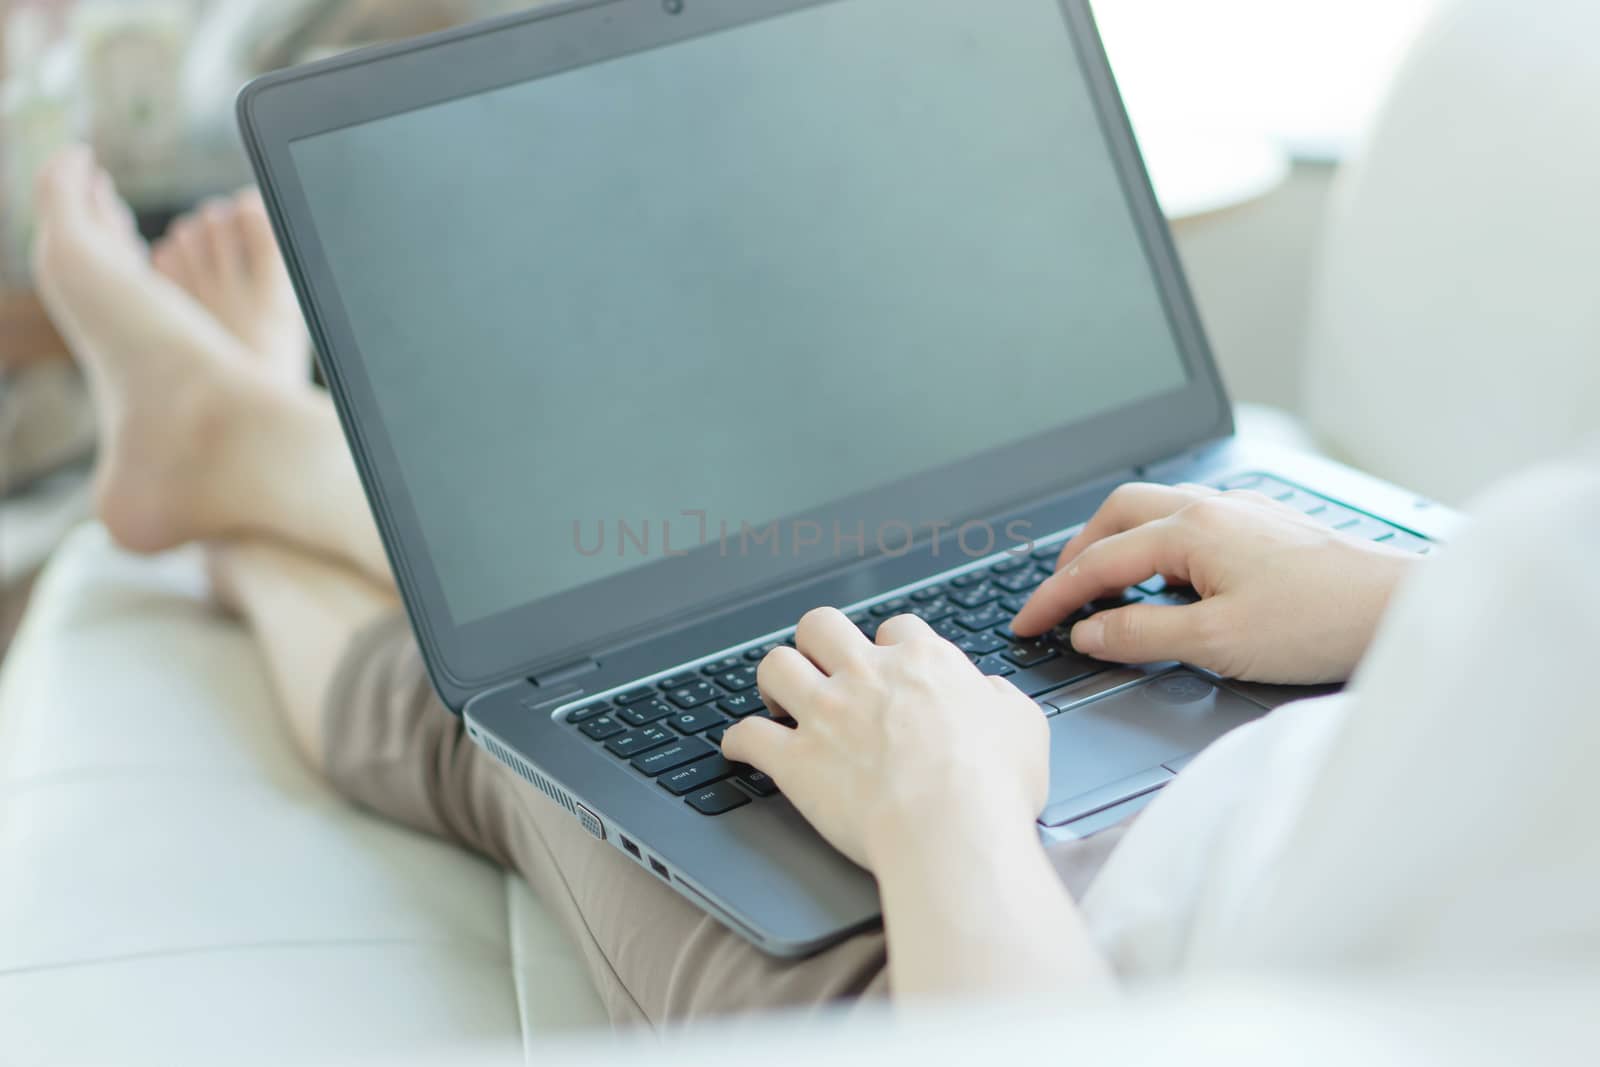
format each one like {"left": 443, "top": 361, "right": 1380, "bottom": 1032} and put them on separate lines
{"left": 323, "top": 613, "right": 1121, "bottom": 1028}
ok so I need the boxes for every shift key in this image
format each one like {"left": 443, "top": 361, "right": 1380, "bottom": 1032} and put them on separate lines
{"left": 659, "top": 754, "right": 734, "bottom": 795}
{"left": 633, "top": 738, "right": 714, "bottom": 777}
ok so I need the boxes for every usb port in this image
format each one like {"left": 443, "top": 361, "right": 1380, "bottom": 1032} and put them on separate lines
{"left": 621, "top": 836, "right": 642, "bottom": 860}
{"left": 648, "top": 857, "right": 670, "bottom": 881}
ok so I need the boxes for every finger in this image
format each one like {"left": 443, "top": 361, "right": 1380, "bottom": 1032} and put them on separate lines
{"left": 874, "top": 612, "right": 933, "bottom": 646}
{"left": 793, "top": 606, "right": 872, "bottom": 675}
{"left": 1067, "top": 600, "right": 1225, "bottom": 668}
{"left": 756, "top": 645, "right": 826, "bottom": 720}
{"left": 721, "top": 716, "right": 799, "bottom": 778}
{"left": 1054, "top": 483, "right": 1214, "bottom": 572}
{"left": 1014, "top": 521, "right": 1187, "bottom": 635}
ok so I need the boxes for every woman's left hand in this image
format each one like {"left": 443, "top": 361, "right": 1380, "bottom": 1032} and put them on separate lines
{"left": 721, "top": 607, "right": 1049, "bottom": 872}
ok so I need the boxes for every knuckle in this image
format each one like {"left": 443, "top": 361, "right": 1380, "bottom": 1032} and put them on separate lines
{"left": 1183, "top": 497, "right": 1232, "bottom": 528}
{"left": 1100, "top": 608, "right": 1142, "bottom": 651}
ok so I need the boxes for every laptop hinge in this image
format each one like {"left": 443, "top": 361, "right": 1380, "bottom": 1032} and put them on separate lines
{"left": 530, "top": 656, "right": 602, "bottom": 688}
{"left": 1136, "top": 437, "right": 1231, "bottom": 483}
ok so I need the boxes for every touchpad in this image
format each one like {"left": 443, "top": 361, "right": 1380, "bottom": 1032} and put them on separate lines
{"left": 1041, "top": 671, "right": 1267, "bottom": 826}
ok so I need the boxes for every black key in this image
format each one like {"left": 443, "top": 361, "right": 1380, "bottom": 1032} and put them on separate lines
{"left": 1031, "top": 541, "right": 1063, "bottom": 561}
{"left": 660, "top": 671, "right": 703, "bottom": 691}
{"left": 715, "top": 666, "right": 758, "bottom": 692}
{"left": 1145, "top": 589, "right": 1201, "bottom": 607}
{"left": 989, "top": 555, "right": 1030, "bottom": 575}
{"left": 847, "top": 609, "right": 872, "bottom": 626}
{"left": 910, "top": 598, "right": 957, "bottom": 623}
{"left": 706, "top": 725, "right": 727, "bottom": 746}
{"left": 717, "top": 692, "right": 767, "bottom": 717}
{"left": 669, "top": 706, "right": 729, "bottom": 734}
{"left": 932, "top": 618, "right": 968, "bottom": 642}
{"left": 605, "top": 725, "right": 675, "bottom": 758}
{"left": 744, "top": 641, "right": 783, "bottom": 662}
{"left": 617, "top": 698, "right": 676, "bottom": 727}
{"left": 957, "top": 603, "right": 1010, "bottom": 631}
{"left": 666, "top": 681, "right": 720, "bottom": 708}
{"left": 1000, "top": 593, "right": 1031, "bottom": 614}
{"left": 1006, "top": 654, "right": 1105, "bottom": 697}
{"left": 632, "top": 738, "right": 715, "bottom": 776}
{"left": 615, "top": 687, "right": 657, "bottom": 706}
{"left": 659, "top": 754, "right": 734, "bottom": 795}
{"left": 956, "top": 631, "right": 1007, "bottom": 656}
{"left": 1003, "top": 639, "right": 1058, "bottom": 668}
{"left": 870, "top": 597, "right": 911, "bottom": 617}
{"left": 911, "top": 584, "right": 946, "bottom": 602}
{"left": 1088, "top": 591, "right": 1143, "bottom": 614}
{"left": 686, "top": 780, "right": 750, "bottom": 815}
{"left": 579, "top": 715, "right": 627, "bottom": 741}
{"left": 700, "top": 656, "right": 745, "bottom": 676}
{"left": 993, "top": 622, "right": 1020, "bottom": 643}
{"left": 566, "top": 703, "right": 612, "bottom": 724}
{"left": 734, "top": 767, "right": 779, "bottom": 796}
{"left": 949, "top": 583, "right": 1000, "bottom": 609}
{"left": 857, "top": 618, "right": 880, "bottom": 640}
{"left": 949, "top": 570, "right": 986, "bottom": 588}
{"left": 994, "top": 569, "right": 1043, "bottom": 594}
{"left": 975, "top": 652, "right": 1016, "bottom": 677}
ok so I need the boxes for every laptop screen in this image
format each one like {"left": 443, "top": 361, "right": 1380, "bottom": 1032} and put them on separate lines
{"left": 288, "top": 0, "right": 1190, "bottom": 628}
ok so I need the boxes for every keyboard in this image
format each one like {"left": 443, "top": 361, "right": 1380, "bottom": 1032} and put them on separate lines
{"left": 562, "top": 472, "right": 1432, "bottom": 818}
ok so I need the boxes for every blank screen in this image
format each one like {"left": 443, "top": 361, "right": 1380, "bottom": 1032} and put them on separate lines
{"left": 290, "top": 0, "right": 1189, "bottom": 625}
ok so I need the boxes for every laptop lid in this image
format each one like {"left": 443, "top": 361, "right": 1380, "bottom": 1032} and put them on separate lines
{"left": 237, "top": 0, "right": 1231, "bottom": 710}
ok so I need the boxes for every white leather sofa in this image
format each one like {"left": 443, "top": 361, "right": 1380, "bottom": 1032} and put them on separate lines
{"left": 4, "top": 0, "right": 1599, "bottom": 1062}
{"left": 0, "top": 528, "right": 607, "bottom": 1064}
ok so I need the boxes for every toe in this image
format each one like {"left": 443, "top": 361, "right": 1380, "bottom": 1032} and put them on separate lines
{"left": 235, "top": 189, "right": 285, "bottom": 276}
{"left": 150, "top": 237, "right": 181, "bottom": 281}
{"left": 91, "top": 169, "right": 137, "bottom": 235}
{"left": 33, "top": 145, "right": 95, "bottom": 219}
{"left": 200, "top": 199, "right": 241, "bottom": 281}
{"left": 173, "top": 216, "right": 214, "bottom": 281}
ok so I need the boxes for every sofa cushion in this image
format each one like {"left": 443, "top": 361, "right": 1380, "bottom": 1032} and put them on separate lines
{"left": 0, "top": 526, "right": 607, "bottom": 1065}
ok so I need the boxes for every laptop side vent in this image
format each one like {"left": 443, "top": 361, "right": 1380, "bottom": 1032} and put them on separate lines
{"left": 481, "top": 735, "right": 577, "bottom": 817}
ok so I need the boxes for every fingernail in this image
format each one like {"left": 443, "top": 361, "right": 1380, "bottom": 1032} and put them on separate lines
{"left": 1071, "top": 616, "right": 1105, "bottom": 655}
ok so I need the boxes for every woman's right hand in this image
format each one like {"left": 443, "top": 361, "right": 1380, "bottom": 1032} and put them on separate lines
{"left": 1011, "top": 483, "right": 1422, "bottom": 685}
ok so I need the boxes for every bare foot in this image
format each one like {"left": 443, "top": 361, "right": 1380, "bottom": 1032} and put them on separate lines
{"left": 151, "top": 189, "right": 309, "bottom": 384}
{"left": 31, "top": 147, "right": 283, "bottom": 554}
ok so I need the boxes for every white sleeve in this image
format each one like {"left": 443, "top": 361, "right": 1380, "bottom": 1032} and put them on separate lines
{"left": 1080, "top": 450, "right": 1600, "bottom": 979}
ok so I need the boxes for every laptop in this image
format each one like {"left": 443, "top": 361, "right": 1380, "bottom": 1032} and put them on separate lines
{"left": 237, "top": 0, "right": 1457, "bottom": 957}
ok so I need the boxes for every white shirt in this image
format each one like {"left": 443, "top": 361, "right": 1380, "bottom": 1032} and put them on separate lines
{"left": 1081, "top": 449, "right": 1600, "bottom": 980}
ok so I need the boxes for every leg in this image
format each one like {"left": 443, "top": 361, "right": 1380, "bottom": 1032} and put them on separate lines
{"left": 30, "top": 147, "right": 390, "bottom": 583}
{"left": 209, "top": 537, "right": 889, "bottom": 1026}
{"left": 209, "top": 540, "right": 397, "bottom": 770}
